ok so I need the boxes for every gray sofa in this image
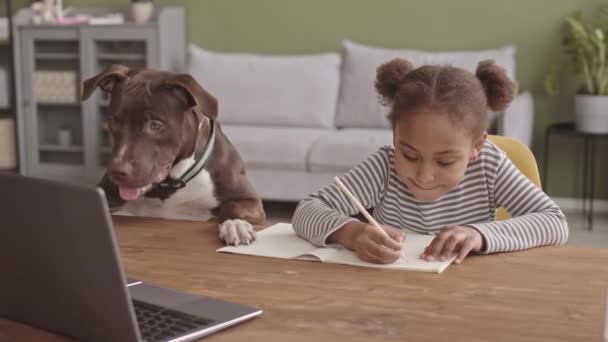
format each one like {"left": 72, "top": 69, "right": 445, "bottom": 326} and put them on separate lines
{"left": 188, "top": 40, "right": 534, "bottom": 202}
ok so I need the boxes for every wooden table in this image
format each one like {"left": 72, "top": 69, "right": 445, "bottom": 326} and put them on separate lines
{"left": 2, "top": 216, "right": 608, "bottom": 342}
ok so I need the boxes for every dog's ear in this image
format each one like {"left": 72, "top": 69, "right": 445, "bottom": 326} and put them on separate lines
{"left": 81, "top": 64, "right": 130, "bottom": 101}
{"left": 164, "top": 74, "right": 218, "bottom": 120}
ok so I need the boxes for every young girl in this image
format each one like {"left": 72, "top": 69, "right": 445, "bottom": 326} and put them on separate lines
{"left": 292, "top": 58, "right": 569, "bottom": 265}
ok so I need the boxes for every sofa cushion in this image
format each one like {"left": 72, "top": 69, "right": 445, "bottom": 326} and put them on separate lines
{"left": 188, "top": 44, "right": 341, "bottom": 129}
{"left": 221, "top": 124, "right": 330, "bottom": 171}
{"left": 335, "top": 40, "right": 516, "bottom": 129}
{"left": 308, "top": 128, "right": 393, "bottom": 172}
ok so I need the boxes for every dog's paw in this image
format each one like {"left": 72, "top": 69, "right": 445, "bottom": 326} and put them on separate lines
{"left": 218, "top": 219, "right": 256, "bottom": 246}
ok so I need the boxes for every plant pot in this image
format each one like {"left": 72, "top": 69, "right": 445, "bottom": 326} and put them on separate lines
{"left": 575, "top": 95, "right": 608, "bottom": 134}
{"left": 131, "top": 2, "right": 154, "bottom": 24}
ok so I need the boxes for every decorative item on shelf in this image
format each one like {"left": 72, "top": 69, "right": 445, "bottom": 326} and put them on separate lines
{"left": 52, "top": 12, "right": 125, "bottom": 26}
{"left": 33, "top": 70, "right": 78, "bottom": 103}
{"left": 31, "top": 0, "right": 60, "bottom": 24}
{"left": 545, "top": 8, "right": 608, "bottom": 134}
{"left": 130, "top": 0, "right": 154, "bottom": 24}
{"left": 0, "top": 117, "right": 17, "bottom": 170}
{"left": 0, "top": 17, "right": 8, "bottom": 41}
{"left": 55, "top": 14, "right": 90, "bottom": 25}
{"left": 88, "top": 13, "right": 125, "bottom": 25}
{"left": 57, "top": 126, "right": 73, "bottom": 146}
{"left": 55, "top": 0, "right": 63, "bottom": 20}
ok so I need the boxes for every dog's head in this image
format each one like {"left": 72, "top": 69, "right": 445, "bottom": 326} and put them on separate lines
{"left": 82, "top": 64, "right": 218, "bottom": 201}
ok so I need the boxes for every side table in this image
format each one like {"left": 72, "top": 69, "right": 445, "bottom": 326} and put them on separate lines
{"left": 543, "top": 122, "right": 608, "bottom": 231}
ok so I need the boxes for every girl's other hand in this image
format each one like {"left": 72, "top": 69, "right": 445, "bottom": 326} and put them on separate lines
{"left": 421, "top": 226, "right": 483, "bottom": 264}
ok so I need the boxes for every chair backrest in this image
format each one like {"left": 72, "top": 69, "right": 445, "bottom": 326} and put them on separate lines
{"left": 487, "top": 135, "right": 541, "bottom": 221}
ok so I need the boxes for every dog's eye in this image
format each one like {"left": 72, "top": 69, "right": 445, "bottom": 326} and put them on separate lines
{"left": 147, "top": 120, "right": 165, "bottom": 132}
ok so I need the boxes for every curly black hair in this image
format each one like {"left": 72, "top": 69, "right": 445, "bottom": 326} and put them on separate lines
{"left": 375, "top": 58, "right": 517, "bottom": 138}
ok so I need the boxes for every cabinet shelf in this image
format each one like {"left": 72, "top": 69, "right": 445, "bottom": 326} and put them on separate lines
{"left": 35, "top": 52, "right": 79, "bottom": 60}
{"left": 38, "top": 163, "right": 85, "bottom": 177}
{"left": 39, "top": 150, "right": 84, "bottom": 166}
{"left": 39, "top": 144, "right": 84, "bottom": 153}
{"left": 38, "top": 102, "right": 81, "bottom": 107}
{"left": 97, "top": 52, "right": 146, "bottom": 61}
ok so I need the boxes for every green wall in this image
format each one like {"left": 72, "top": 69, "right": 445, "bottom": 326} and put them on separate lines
{"left": 2, "top": 0, "right": 607, "bottom": 199}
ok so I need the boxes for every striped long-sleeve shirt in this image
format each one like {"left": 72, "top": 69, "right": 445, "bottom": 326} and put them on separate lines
{"left": 292, "top": 141, "right": 569, "bottom": 254}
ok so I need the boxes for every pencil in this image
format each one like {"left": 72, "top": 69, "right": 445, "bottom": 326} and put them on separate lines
{"left": 333, "top": 177, "right": 408, "bottom": 262}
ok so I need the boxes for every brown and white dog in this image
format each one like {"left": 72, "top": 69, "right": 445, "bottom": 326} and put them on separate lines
{"left": 82, "top": 64, "right": 265, "bottom": 245}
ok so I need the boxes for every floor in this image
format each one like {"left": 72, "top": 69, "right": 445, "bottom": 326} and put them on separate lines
{"left": 262, "top": 201, "right": 608, "bottom": 248}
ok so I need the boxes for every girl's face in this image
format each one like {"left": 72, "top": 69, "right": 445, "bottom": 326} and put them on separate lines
{"left": 393, "top": 110, "right": 486, "bottom": 202}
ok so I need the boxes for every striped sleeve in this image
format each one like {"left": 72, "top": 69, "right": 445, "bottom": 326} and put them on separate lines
{"left": 292, "top": 147, "right": 391, "bottom": 246}
{"left": 468, "top": 152, "right": 569, "bottom": 254}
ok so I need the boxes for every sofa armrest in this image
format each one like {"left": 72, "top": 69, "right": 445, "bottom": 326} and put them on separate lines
{"left": 496, "top": 91, "right": 534, "bottom": 147}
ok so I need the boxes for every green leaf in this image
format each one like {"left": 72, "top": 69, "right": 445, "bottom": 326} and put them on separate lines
{"left": 558, "top": 8, "right": 608, "bottom": 95}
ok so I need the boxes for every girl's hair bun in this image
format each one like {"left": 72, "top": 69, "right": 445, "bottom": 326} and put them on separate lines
{"left": 475, "top": 59, "right": 517, "bottom": 112}
{"left": 375, "top": 58, "right": 414, "bottom": 105}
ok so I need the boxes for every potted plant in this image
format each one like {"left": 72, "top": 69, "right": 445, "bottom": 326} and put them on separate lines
{"left": 545, "top": 9, "right": 608, "bottom": 133}
{"left": 130, "top": 0, "right": 154, "bottom": 24}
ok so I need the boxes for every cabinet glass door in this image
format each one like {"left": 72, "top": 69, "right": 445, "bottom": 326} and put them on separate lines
{"left": 21, "top": 29, "right": 85, "bottom": 180}
{"left": 35, "top": 40, "right": 83, "bottom": 166}
{"left": 95, "top": 40, "right": 148, "bottom": 169}
{"left": 80, "top": 27, "right": 157, "bottom": 180}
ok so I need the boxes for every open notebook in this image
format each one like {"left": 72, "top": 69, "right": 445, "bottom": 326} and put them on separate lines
{"left": 217, "top": 223, "right": 455, "bottom": 273}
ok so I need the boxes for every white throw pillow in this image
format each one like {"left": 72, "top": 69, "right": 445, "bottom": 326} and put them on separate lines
{"left": 187, "top": 44, "right": 341, "bottom": 128}
{"left": 335, "top": 40, "right": 516, "bottom": 129}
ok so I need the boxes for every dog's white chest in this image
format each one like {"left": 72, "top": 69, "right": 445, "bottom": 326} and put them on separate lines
{"left": 119, "top": 164, "right": 219, "bottom": 221}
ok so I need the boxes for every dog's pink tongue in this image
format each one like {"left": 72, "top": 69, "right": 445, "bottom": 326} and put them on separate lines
{"left": 118, "top": 185, "right": 143, "bottom": 201}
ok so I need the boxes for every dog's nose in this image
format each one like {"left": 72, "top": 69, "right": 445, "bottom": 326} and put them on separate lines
{"left": 109, "top": 162, "right": 133, "bottom": 182}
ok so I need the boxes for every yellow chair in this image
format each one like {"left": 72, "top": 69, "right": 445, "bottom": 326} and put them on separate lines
{"left": 487, "top": 135, "right": 541, "bottom": 221}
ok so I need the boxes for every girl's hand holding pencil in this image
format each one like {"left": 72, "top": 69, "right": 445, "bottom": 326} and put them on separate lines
{"left": 334, "top": 222, "right": 407, "bottom": 264}
{"left": 328, "top": 177, "right": 409, "bottom": 265}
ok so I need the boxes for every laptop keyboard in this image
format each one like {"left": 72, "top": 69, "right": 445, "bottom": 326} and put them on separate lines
{"left": 133, "top": 300, "right": 214, "bottom": 342}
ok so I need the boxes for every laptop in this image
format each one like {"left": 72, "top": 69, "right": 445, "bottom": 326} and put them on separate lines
{"left": 0, "top": 173, "right": 262, "bottom": 342}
